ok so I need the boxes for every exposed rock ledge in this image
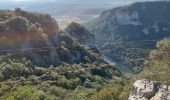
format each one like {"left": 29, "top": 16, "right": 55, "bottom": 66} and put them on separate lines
{"left": 129, "top": 79, "right": 170, "bottom": 100}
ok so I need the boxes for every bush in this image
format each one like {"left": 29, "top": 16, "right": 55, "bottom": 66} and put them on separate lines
{"left": 7, "top": 16, "right": 29, "bottom": 32}
{"left": 90, "top": 84, "right": 123, "bottom": 100}
{"left": 1, "top": 63, "right": 32, "bottom": 80}
{"left": 139, "top": 39, "right": 170, "bottom": 85}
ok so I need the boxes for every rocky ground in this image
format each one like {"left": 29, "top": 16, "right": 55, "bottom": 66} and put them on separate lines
{"left": 129, "top": 79, "right": 170, "bottom": 100}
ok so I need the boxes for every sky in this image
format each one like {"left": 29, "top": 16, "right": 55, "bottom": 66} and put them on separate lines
{"left": 0, "top": 0, "right": 161, "bottom": 9}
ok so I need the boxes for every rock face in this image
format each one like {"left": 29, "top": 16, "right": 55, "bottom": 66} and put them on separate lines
{"left": 85, "top": 1, "right": 170, "bottom": 69}
{"left": 87, "top": 1, "right": 170, "bottom": 40}
{"left": 0, "top": 8, "right": 61, "bottom": 66}
{"left": 129, "top": 79, "right": 170, "bottom": 100}
{"left": 65, "top": 22, "right": 95, "bottom": 48}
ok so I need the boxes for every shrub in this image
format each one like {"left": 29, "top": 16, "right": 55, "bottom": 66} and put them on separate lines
{"left": 7, "top": 16, "right": 29, "bottom": 32}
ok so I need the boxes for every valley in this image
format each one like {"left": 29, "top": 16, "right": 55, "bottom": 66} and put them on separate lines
{"left": 0, "top": 0, "right": 170, "bottom": 100}
{"left": 85, "top": 1, "right": 170, "bottom": 72}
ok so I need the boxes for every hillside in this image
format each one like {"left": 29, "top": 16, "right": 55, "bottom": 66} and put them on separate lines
{"left": 0, "top": 8, "right": 104, "bottom": 66}
{"left": 88, "top": 39, "right": 170, "bottom": 100}
{"left": 85, "top": 1, "right": 170, "bottom": 71}
{"left": 1, "top": 1, "right": 170, "bottom": 100}
{"left": 65, "top": 22, "right": 95, "bottom": 48}
{"left": 0, "top": 8, "right": 123, "bottom": 99}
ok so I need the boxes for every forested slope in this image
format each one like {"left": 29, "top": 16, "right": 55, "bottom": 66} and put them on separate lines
{"left": 0, "top": 9, "right": 121, "bottom": 99}
{"left": 85, "top": 1, "right": 170, "bottom": 71}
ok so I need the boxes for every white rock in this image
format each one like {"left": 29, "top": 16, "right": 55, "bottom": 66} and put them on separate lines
{"left": 143, "top": 28, "right": 149, "bottom": 35}
{"left": 142, "top": 6, "right": 146, "bottom": 10}
{"left": 129, "top": 79, "right": 157, "bottom": 100}
{"left": 168, "top": 86, "right": 170, "bottom": 91}
{"left": 115, "top": 10, "right": 141, "bottom": 26}
{"left": 129, "top": 96, "right": 148, "bottom": 100}
{"left": 163, "top": 28, "right": 168, "bottom": 31}
{"left": 153, "top": 22, "right": 160, "bottom": 33}
{"left": 150, "top": 90, "right": 170, "bottom": 100}
{"left": 129, "top": 79, "right": 170, "bottom": 100}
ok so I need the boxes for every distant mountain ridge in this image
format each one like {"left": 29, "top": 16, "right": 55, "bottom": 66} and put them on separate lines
{"left": 85, "top": 1, "right": 170, "bottom": 71}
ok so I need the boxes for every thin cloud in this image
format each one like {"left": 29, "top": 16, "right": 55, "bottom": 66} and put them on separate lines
{"left": 0, "top": 0, "right": 57, "bottom": 2}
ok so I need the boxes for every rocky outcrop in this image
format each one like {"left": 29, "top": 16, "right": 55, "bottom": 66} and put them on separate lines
{"left": 129, "top": 79, "right": 170, "bottom": 100}
{"left": 87, "top": 1, "right": 170, "bottom": 40}
{"left": 0, "top": 8, "right": 61, "bottom": 66}
{"left": 65, "top": 22, "right": 95, "bottom": 48}
{"left": 14, "top": 8, "right": 59, "bottom": 35}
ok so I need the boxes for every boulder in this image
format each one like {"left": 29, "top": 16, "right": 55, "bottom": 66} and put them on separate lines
{"left": 129, "top": 79, "right": 170, "bottom": 100}
{"left": 150, "top": 89, "right": 170, "bottom": 100}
